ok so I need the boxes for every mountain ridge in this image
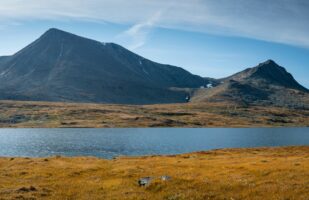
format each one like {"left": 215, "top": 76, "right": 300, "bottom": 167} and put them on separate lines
{"left": 0, "top": 28, "right": 307, "bottom": 106}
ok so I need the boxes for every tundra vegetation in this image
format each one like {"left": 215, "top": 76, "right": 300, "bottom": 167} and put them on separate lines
{"left": 0, "top": 146, "right": 308, "bottom": 199}
{"left": 0, "top": 100, "right": 308, "bottom": 128}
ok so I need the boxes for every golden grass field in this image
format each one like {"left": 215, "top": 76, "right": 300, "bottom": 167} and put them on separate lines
{"left": 0, "top": 146, "right": 308, "bottom": 200}
{"left": 0, "top": 100, "right": 308, "bottom": 127}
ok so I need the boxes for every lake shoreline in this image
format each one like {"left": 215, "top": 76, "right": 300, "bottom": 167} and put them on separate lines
{"left": 1, "top": 146, "right": 308, "bottom": 199}
{"left": 0, "top": 145, "right": 308, "bottom": 160}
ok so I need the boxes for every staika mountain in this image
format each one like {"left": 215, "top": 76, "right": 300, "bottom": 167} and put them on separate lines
{"left": 0, "top": 28, "right": 208, "bottom": 104}
{"left": 191, "top": 60, "right": 309, "bottom": 108}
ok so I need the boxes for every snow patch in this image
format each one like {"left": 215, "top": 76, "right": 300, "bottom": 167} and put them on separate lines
{"left": 0, "top": 62, "right": 16, "bottom": 77}
{"left": 58, "top": 43, "right": 64, "bottom": 58}
{"left": 207, "top": 83, "right": 213, "bottom": 88}
{"left": 139, "top": 60, "right": 142, "bottom": 65}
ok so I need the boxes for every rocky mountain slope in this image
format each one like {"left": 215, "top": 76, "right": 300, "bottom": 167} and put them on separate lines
{"left": 191, "top": 60, "right": 308, "bottom": 108}
{"left": 0, "top": 29, "right": 307, "bottom": 106}
{"left": 0, "top": 28, "right": 207, "bottom": 104}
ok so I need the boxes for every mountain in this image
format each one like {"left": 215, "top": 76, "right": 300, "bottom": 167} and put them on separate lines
{"left": 0, "top": 56, "right": 9, "bottom": 65}
{"left": 0, "top": 28, "right": 207, "bottom": 104}
{"left": 0, "top": 29, "right": 307, "bottom": 106}
{"left": 221, "top": 60, "right": 307, "bottom": 91}
{"left": 191, "top": 60, "right": 309, "bottom": 108}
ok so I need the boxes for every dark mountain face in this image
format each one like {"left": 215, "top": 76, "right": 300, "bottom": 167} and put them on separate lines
{"left": 0, "top": 56, "right": 9, "bottom": 65}
{"left": 0, "top": 28, "right": 207, "bottom": 104}
{"left": 192, "top": 60, "right": 308, "bottom": 107}
{"left": 0, "top": 29, "right": 307, "bottom": 106}
{"left": 221, "top": 60, "right": 307, "bottom": 92}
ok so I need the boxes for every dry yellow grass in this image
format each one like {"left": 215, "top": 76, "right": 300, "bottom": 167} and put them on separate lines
{"left": 0, "top": 100, "right": 308, "bottom": 127}
{"left": 0, "top": 146, "right": 308, "bottom": 200}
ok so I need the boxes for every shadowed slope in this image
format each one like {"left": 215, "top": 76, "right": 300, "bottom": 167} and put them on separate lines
{"left": 0, "top": 28, "right": 206, "bottom": 104}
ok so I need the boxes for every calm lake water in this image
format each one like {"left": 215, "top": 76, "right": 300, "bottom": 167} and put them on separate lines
{"left": 0, "top": 128, "right": 308, "bottom": 159}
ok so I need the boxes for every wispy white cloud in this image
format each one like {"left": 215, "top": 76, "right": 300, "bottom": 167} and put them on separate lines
{"left": 119, "top": 11, "right": 162, "bottom": 50}
{"left": 0, "top": 21, "right": 21, "bottom": 30}
{"left": 0, "top": 0, "right": 309, "bottom": 48}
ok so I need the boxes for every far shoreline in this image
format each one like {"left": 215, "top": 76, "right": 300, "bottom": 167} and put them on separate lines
{"left": 0, "top": 100, "right": 308, "bottom": 128}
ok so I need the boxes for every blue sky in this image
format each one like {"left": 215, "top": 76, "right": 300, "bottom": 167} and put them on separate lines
{"left": 0, "top": 0, "right": 308, "bottom": 87}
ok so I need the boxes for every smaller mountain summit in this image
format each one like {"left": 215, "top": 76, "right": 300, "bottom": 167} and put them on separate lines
{"left": 192, "top": 60, "right": 308, "bottom": 107}
{"left": 222, "top": 60, "right": 307, "bottom": 92}
{"left": 247, "top": 60, "right": 308, "bottom": 92}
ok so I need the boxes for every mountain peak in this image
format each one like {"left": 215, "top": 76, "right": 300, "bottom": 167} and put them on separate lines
{"left": 46, "top": 28, "right": 62, "bottom": 33}
{"left": 42, "top": 28, "right": 77, "bottom": 39}
{"left": 45, "top": 28, "right": 76, "bottom": 35}
{"left": 249, "top": 60, "right": 308, "bottom": 92}
{"left": 260, "top": 59, "right": 277, "bottom": 65}
{"left": 36, "top": 28, "right": 111, "bottom": 51}
{"left": 254, "top": 59, "right": 284, "bottom": 73}
{"left": 221, "top": 59, "right": 308, "bottom": 93}
{"left": 256, "top": 59, "right": 280, "bottom": 69}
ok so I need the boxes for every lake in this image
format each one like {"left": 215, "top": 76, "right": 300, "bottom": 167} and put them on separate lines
{"left": 0, "top": 128, "right": 308, "bottom": 159}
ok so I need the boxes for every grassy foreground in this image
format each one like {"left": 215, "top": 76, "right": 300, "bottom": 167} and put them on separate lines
{"left": 0, "top": 100, "right": 308, "bottom": 127}
{"left": 0, "top": 146, "right": 308, "bottom": 200}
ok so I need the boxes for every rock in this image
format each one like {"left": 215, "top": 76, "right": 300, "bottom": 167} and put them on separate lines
{"left": 17, "top": 186, "right": 37, "bottom": 193}
{"left": 138, "top": 177, "right": 152, "bottom": 186}
{"left": 17, "top": 187, "right": 29, "bottom": 192}
{"left": 29, "top": 186, "right": 37, "bottom": 191}
{"left": 161, "top": 175, "right": 171, "bottom": 181}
